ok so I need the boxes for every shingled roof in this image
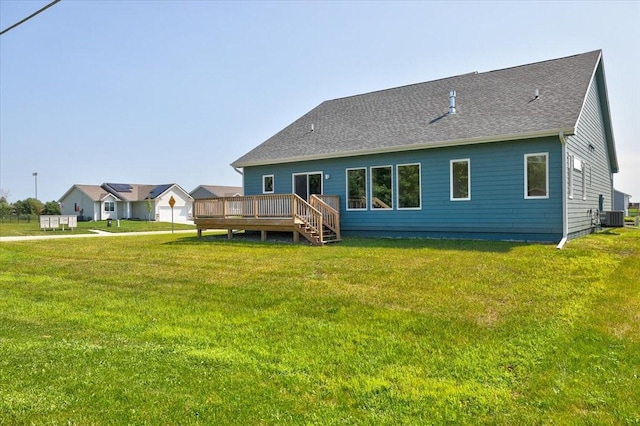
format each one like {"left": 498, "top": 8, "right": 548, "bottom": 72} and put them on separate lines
{"left": 190, "top": 185, "right": 243, "bottom": 198}
{"left": 59, "top": 183, "right": 191, "bottom": 202}
{"left": 232, "top": 50, "right": 606, "bottom": 168}
{"left": 73, "top": 184, "right": 111, "bottom": 201}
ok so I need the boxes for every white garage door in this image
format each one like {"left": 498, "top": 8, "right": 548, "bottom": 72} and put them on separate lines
{"left": 157, "top": 206, "right": 190, "bottom": 223}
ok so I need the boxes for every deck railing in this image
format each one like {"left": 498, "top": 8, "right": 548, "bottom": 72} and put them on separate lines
{"left": 294, "top": 194, "right": 322, "bottom": 235}
{"left": 315, "top": 195, "right": 340, "bottom": 211}
{"left": 194, "top": 194, "right": 297, "bottom": 218}
{"left": 194, "top": 194, "right": 341, "bottom": 244}
{"left": 310, "top": 195, "right": 341, "bottom": 239}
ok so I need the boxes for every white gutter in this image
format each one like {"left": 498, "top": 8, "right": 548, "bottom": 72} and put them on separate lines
{"left": 557, "top": 131, "right": 568, "bottom": 249}
{"left": 232, "top": 127, "right": 576, "bottom": 168}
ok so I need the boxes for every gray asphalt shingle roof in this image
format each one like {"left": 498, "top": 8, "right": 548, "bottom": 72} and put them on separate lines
{"left": 232, "top": 50, "right": 602, "bottom": 168}
{"left": 63, "top": 183, "right": 188, "bottom": 202}
{"left": 191, "top": 185, "right": 243, "bottom": 198}
{"left": 74, "top": 184, "right": 110, "bottom": 201}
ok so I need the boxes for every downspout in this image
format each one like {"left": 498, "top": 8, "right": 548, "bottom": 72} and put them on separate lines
{"left": 556, "top": 131, "right": 568, "bottom": 249}
{"left": 233, "top": 166, "right": 244, "bottom": 192}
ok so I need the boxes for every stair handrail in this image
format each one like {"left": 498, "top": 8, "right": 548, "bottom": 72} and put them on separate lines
{"left": 310, "top": 195, "right": 340, "bottom": 240}
{"left": 293, "top": 194, "right": 323, "bottom": 241}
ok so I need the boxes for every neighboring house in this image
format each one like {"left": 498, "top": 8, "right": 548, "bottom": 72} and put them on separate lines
{"left": 59, "top": 183, "right": 193, "bottom": 223}
{"left": 231, "top": 50, "right": 618, "bottom": 244}
{"left": 190, "top": 185, "right": 243, "bottom": 199}
{"left": 613, "top": 190, "right": 632, "bottom": 216}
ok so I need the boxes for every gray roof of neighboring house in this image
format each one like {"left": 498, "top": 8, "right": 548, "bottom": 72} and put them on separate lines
{"left": 73, "top": 184, "right": 111, "bottom": 201}
{"left": 190, "top": 185, "right": 243, "bottom": 198}
{"left": 232, "top": 50, "right": 607, "bottom": 168}
{"left": 102, "top": 183, "right": 192, "bottom": 201}
{"left": 60, "top": 183, "right": 191, "bottom": 202}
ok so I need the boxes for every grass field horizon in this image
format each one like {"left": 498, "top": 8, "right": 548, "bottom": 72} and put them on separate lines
{"left": 1, "top": 229, "right": 638, "bottom": 424}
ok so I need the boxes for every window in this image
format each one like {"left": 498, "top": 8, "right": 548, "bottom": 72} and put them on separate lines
{"left": 293, "top": 172, "right": 322, "bottom": 201}
{"left": 262, "top": 175, "right": 274, "bottom": 194}
{"left": 371, "top": 166, "right": 393, "bottom": 209}
{"left": 397, "top": 163, "right": 421, "bottom": 209}
{"left": 346, "top": 168, "right": 367, "bottom": 210}
{"left": 525, "top": 153, "right": 548, "bottom": 199}
{"left": 104, "top": 201, "right": 115, "bottom": 212}
{"left": 450, "top": 159, "right": 470, "bottom": 201}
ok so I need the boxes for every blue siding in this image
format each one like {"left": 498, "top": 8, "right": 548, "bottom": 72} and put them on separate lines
{"left": 244, "top": 136, "right": 563, "bottom": 242}
{"left": 565, "top": 71, "right": 615, "bottom": 239}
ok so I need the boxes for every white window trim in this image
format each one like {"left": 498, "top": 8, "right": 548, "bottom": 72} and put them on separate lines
{"left": 524, "top": 152, "right": 549, "bottom": 200}
{"left": 450, "top": 158, "right": 471, "bottom": 201}
{"left": 345, "top": 167, "right": 367, "bottom": 211}
{"left": 262, "top": 174, "right": 274, "bottom": 194}
{"left": 396, "top": 163, "right": 422, "bottom": 210}
{"left": 370, "top": 165, "right": 394, "bottom": 210}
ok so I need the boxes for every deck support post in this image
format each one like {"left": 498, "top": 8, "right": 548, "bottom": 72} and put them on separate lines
{"left": 227, "top": 229, "right": 233, "bottom": 240}
{"left": 197, "top": 229, "right": 202, "bottom": 238}
{"left": 261, "top": 230, "right": 267, "bottom": 241}
{"left": 293, "top": 230, "right": 299, "bottom": 243}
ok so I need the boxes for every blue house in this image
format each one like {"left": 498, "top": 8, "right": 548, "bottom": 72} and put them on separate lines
{"left": 196, "top": 50, "right": 618, "bottom": 245}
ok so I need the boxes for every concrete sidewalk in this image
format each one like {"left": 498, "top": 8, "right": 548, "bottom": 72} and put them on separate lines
{"left": 0, "top": 229, "right": 197, "bottom": 242}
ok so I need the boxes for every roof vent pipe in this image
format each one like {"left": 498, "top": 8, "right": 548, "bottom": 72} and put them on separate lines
{"left": 448, "top": 90, "right": 456, "bottom": 114}
{"left": 534, "top": 88, "right": 539, "bottom": 99}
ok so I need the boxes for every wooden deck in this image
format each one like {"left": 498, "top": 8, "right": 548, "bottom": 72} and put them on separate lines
{"left": 193, "top": 194, "right": 340, "bottom": 245}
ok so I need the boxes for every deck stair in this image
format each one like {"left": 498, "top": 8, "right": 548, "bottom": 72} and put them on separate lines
{"left": 296, "top": 222, "right": 340, "bottom": 245}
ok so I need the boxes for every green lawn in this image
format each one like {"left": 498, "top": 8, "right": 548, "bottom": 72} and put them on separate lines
{"left": 0, "top": 230, "right": 638, "bottom": 424}
{"left": 0, "top": 218, "right": 196, "bottom": 237}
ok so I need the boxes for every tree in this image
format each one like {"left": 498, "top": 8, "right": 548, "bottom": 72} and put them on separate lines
{"left": 146, "top": 197, "right": 153, "bottom": 222}
{"left": 0, "top": 187, "right": 9, "bottom": 203}
{"left": 42, "top": 201, "right": 61, "bottom": 215}
{"left": 0, "top": 198, "right": 13, "bottom": 219}
{"left": 13, "top": 198, "right": 44, "bottom": 216}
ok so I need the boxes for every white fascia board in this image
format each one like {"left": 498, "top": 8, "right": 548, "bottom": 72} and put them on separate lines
{"left": 574, "top": 51, "right": 601, "bottom": 137}
{"left": 158, "top": 184, "right": 194, "bottom": 201}
{"left": 232, "top": 128, "right": 575, "bottom": 168}
{"left": 102, "top": 193, "right": 122, "bottom": 202}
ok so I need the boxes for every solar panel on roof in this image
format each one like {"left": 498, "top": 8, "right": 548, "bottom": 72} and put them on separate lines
{"left": 107, "top": 183, "right": 132, "bottom": 192}
{"left": 148, "top": 184, "right": 172, "bottom": 199}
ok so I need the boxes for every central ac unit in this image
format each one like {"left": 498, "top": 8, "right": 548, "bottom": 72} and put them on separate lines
{"left": 600, "top": 211, "right": 624, "bottom": 227}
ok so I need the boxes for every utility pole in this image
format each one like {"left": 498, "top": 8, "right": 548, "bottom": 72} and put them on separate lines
{"left": 33, "top": 172, "right": 38, "bottom": 200}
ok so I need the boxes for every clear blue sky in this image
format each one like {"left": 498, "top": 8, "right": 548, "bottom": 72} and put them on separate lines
{"left": 1, "top": 0, "right": 638, "bottom": 203}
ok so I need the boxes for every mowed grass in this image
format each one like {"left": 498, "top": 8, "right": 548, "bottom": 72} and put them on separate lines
{"left": 0, "top": 219, "right": 196, "bottom": 237}
{"left": 0, "top": 229, "right": 638, "bottom": 424}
